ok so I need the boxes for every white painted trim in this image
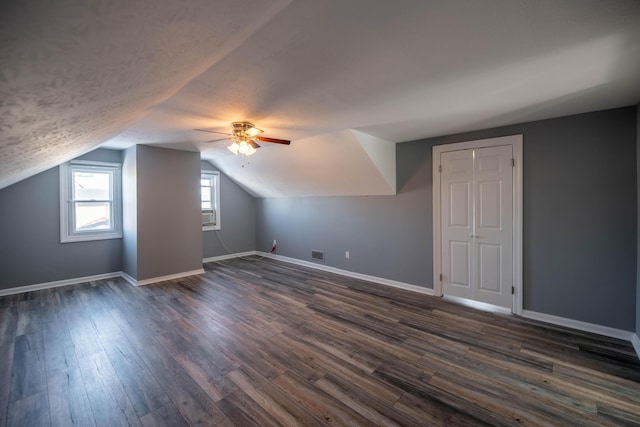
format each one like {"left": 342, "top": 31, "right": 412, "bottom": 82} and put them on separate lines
{"left": 512, "top": 140, "right": 523, "bottom": 315}
{"left": 123, "top": 269, "right": 205, "bottom": 287}
{"left": 631, "top": 334, "right": 640, "bottom": 361}
{"left": 522, "top": 310, "right": 634, "bottom": 341}
{"left": 203, "top": 251, "right": 258, "bottom": 263}
{"left": 60, "top": 161, "right": 123, "bottom": 243}
{"left": 119, "top": 272, "right": 137, "bottom": 286}
{"left": 257, "top": 252, "right": 434, "bottom": 296}
{"left": 442, "top": 295, "right": 512, "bottom": 315}
{"left": 432, "top": 135, "right": 523, "bottom": 315}
{"left": 432, "top": 151, "right": 441, "bottom": 297}
{"left": 0, "top": 272, "right": 123, "bottom": 297}
{"left": 0, "top": 252, "right": 258, "bottom": 297}
{"left": 201, "top": 171, "right": 221, "bottom": 231}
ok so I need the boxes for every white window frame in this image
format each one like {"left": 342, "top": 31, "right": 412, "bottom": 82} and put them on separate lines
{"left": 201, "top": 171, "right": 221, "bottom": 231}
{"left": 60, "top": 160, "right": 123, "bottom": 243}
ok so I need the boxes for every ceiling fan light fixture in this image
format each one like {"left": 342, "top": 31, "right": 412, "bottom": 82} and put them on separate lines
{"left": 227, "top": 142, "right": 239, "bottom": 154}
{"left": 197, "top": 122, "right": 289, "bottom": 156}
{"left": 236, "top": 140, "right": 257, "bottom": 156}
{"left": 238, "top": 141, "right": 249, "bottom": 154}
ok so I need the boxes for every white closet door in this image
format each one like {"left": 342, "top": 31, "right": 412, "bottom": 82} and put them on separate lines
{"left": 441, "top": 150, "right": 474, "bottom": 300}
{"left": 473, "top": 145, "right": 513, "bottom": 308}
{"left": 441, "top": 145, "right": 513, "bottom": 309}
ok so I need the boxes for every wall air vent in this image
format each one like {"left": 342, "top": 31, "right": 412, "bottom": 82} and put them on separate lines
{"left": 311, "top": 250, "right": 325, "bottom": 262}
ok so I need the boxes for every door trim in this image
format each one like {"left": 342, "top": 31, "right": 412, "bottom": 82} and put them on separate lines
{"left": 433, "top": 135, "right": 523, "bottom": 315}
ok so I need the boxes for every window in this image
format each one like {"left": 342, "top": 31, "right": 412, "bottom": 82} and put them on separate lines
{"left": 201, "top": 171, "right": 220, "bottom": 231}
{"left": 60, "top": 161, "right": 122, "bottom": 242}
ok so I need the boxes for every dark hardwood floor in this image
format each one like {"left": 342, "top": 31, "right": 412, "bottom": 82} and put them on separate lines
{"left": 1, "top": 256, "right": 639, "bottom": 426}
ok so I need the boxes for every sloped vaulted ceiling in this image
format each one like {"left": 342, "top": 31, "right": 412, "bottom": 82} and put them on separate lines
{"left": 1, "top": 0, "right": 640, "bottom": 196}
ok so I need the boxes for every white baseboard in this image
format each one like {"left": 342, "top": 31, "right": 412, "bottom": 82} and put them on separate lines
{"left": 2, "top": 256, "right": 637, "bottom": 357}
{"left": 121, "top": 269, "right": 205, "bottom": 287}
{"left": 632, "top": 334, "right": 640, "bottom": 361}
{"left": 256, "top": 251, "right": 434, "bottom": 296}
{"left": 521, "top": 310, "right": 634, "bottom": 341}
{"left": 0, "top": 250, "right": 260, "bottom": 297}
{"left": 203, "top": 251, "right": 258, "bottom": 263}
{"left": 120, "top": 272, "right": 137, "bottom": 286}
{"left": 0, "top": 272, "right": 123, "bottom": 297}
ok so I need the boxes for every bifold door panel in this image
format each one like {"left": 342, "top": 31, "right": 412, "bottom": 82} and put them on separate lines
{"left": 441, "top": 145, "right": 513, "bottom": 309}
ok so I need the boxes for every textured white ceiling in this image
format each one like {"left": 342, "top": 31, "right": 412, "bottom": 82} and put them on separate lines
{"left": 2, "top": 0, "right": 640, "bottom": 195}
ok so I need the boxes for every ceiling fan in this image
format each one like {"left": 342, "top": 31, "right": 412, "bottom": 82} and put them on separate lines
{"left": 194, "top": 122, "right": 290, "bottom": 156}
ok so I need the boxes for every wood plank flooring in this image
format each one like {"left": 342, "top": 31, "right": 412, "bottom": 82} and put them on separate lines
{"left": 1, "top": 256, "right": 639, "bottom": 426}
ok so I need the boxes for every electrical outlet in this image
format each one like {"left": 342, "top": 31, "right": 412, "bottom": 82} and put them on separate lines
{"left": 345, "top": 251, "right": 350, "bottom": 259}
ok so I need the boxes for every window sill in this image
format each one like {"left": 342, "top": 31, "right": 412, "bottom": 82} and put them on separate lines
{"left": 61, "top": 231, "right": 123, "bottom": 243}
{"left": 202, "top": 225, "right": 220, "bottom": 232}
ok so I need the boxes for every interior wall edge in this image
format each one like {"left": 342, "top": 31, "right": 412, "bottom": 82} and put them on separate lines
{"left": 632, "top": 334, "right": 640, "bottom": 360}
{"left": 635, "top": 102, "right": 640, "bottom": 337}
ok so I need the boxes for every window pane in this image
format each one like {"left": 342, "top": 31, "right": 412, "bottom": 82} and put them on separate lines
{"left": 74, "top": 171, "right": 111, "bottom": 200}
{"left": 201, "top": 178, "right": 211, "bottom": 187}
{"left": 201, "top": 183, "right": 213, "bottom": 211}
{"left": 75, "top": 202, "right": 112, "bottom": 231}
{"left": 201, "top": 187, "right": 211, "bottom": 202}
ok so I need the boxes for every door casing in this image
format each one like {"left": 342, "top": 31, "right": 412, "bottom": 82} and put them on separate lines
{"left": 432, "top": 135, "right": 523, "bottom": 315}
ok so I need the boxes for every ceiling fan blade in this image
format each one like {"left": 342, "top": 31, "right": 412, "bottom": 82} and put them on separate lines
{"left": 248, "top": 140, "right": 261, "bottom": 149}
{"left": 256, "top": 136, "right": 291, "bottom": 145}
{"left": 245, "top": 126, "right": 263, "bottom": 138}
{"left": 194, "top": 128, "right": 232, "bottom": 136}
{"left": 203, "top": 138, "right": 229, "bottom": 143}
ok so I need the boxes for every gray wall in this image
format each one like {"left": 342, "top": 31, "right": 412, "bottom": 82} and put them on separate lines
{"left": 0, "top": 149, "right": 123, "bottom": 289}
{"left": 1, "top": 145, "right": 252, "bottom": 289}
{"left": 256, "top": 107, "right": 637, "bottom": 330}
{"left": 129, "top": 146, "right": 202, "bottom": 281}
{"left": 201, "top": 161, "right": 255, "bottom": 258}
{"left": 254, "top": 139, "right": 433, "bottom": 287}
